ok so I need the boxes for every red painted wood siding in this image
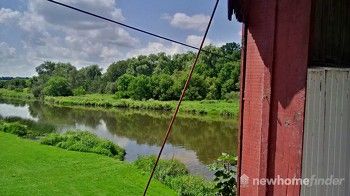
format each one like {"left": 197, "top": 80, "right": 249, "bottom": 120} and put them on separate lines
{"left": 238, "top": 0, "right": 312, "bottom": 195}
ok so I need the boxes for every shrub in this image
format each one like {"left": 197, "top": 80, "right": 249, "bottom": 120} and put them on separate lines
{"left": 0, "top": 121, "right": 28, "bottom": 137}
{"left": 4, "top": 117, "right": 55, "bottom": 136}
{"left": 128, "top": 75, "right": 152, "bottom": 100}
{"left": 32, "top": 86, "right": 44, "bottom": 98}
{"left": 134, "top": 156, "right": 215, "bottom": 195}
{"left": 134, "top": 155, "right": 188, "bottom": 182}
{"left": 223, "top": 92, "right": 239, "bottom": 101}
{"left": 43, "top": 76, "right": 73, "bottom": 96}
{"left": 168, "top": 175, "right": 215, "bottom": 196}
{"left": 73, "top": 86, "right": 86, "bottom": 96}
{"left": 40, "top": 131, "right": 125, "bottom": 160}
{"left": 210, "top": 153, "right": 237, "bottom": 196}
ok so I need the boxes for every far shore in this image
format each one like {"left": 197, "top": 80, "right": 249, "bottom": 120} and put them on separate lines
{"left": 0, "top": 89, "right": 239, "bottom": 118}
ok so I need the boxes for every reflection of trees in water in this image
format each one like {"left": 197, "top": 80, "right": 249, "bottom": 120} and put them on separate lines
{"left": 25, "top": 102, "right": 237, "bottom": 164}
{"left": 103, "top": 111, "right": 238, "bottom": 164}
{"left": 28, "top": 103, "right": 103, "bottom": 129}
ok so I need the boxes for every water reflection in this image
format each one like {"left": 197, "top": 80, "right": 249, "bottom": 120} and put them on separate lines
{"left": 0, "top": 99, "right": 237, "bottom": 178}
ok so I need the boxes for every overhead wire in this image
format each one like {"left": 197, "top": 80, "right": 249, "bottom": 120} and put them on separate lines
{"left": 46, "top": 0, "right": 234, "bottom": 61}
{"left": 142, "top": 0, "right": 220, "bottom": 195}
{"left": 46, "top": 0, "right": 222, "bottom": 194}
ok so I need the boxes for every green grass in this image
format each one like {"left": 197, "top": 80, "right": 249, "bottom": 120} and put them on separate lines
{"left": 45, "top": 94, "right": 239, "bottom": 117}
{"left": 0, "top": 132, "right": 175, "bottom": 196}
{"left": 0, "top": 88, "right": 239, "bottom": 117}
{"left": 0, "top": 88, "right": 33, "bottom": 100}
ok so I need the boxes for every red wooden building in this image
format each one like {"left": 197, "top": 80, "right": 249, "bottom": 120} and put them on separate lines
{"left": 228, "top": 0, "right": 350, "bottom": 195}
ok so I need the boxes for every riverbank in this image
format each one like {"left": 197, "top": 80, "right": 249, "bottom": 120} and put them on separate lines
{"left": 0, "top": 89, "right": 239, "bottom": 117}
{"left": 0, "top": 132, "right": 175, "bottom": 195}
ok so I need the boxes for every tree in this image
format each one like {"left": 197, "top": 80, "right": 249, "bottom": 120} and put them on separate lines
{"left": 185, "top": 74, "right": 209, "bottom": 100}
{"left": 105, "top": 61, "right": 128, "bottom": 82}
{"left": 220, "top": 42, "right": 241, "bottom": 61}
{"left": 128, "top": 75, "right": 152, "bottom": 100}
{"left": 43, "top": 77, "right": 73, "bottom": 96}
{"left": 22, "top": 42, "right": 241, "bottom": 100}
{"left": 75, "top": 65, "right": 103, "bottom": 93}
{"left": 151, "top": 74, "right": 174, "bottom": 100}
{"left": 115, "top": 74, "right": 134, "bottom": 98}
{"left": 35, "top": 61, "right": 56, "bottom": 76}
{"left": 171, "top": 72, "right": 208, "bottom": 101}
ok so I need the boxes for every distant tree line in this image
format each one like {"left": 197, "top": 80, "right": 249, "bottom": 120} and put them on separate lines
{"left": 0, "top": 43, "right": 241, "bottom": 101}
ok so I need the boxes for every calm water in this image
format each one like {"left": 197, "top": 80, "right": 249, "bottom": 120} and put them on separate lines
{"left": 0, "top": 99, "right": 237, "bottom": 178}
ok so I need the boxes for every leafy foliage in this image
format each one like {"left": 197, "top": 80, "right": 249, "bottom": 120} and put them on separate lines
{"left": 1, "top": 42, "right": 241, "bottom": 101}
{"left": 134, "top": 155, "right": 215, "bottom": 196}
{"left": 73, "top": 86, "right": 86, "bottom": 96}
{"left": 40, "top": 131, "right": 125, "bottom": 160}
{"left": 210, "top": 153, "right": 238, "bottom": 196}
{"left": 134, "top": 155, "right": 188, "bottom": 181}
{"left": 0, "top": 118, "right": 55, "bottom": 138}
{"left": 43, "top": 76, "right": 73, "bottom": 96}
{"left": 0, "top": 121, "right": 28, "bottom": 137}
{"left": 168, "top": 175, "right": 215, "bottom": 196}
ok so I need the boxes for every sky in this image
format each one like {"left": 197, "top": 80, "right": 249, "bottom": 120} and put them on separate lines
{"left": 0, "top": 0, "right": 242, "bottom": 77}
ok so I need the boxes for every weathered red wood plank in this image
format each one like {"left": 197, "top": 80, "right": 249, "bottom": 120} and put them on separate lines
{"left": 238, "top": 0, "right": 312, "bottom": 195}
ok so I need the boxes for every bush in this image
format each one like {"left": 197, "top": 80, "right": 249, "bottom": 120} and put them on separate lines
{"left": 73, "top": 86, "right": 86, "bottom": 96}
{"left": 0, "top": 121, "right": 28, "bottom": 137}
{"left": 134, "top": 155, "right": 215, "bottom": 195}
{"left": 223, "top": 92, "right": 239, "bottom": 101}
{"left": 134, "top": 155, "right": 188, "bottom": 182}
{"left": 128, "top": 75, "right": 152, "bottom": 100}
{"left": 168, "top": 175, "right": 215, "bottom": 196}
{"left": 31, "top": 86, "right": 44, "bottom": 98}
{"left": 43, "top": 76, "right": 73, "bottom": 96}
{"left": 210, "top": 153, "right": 237, "bottom": 196}
{"left": 40, "top": 131, "right": 125, "bottom": 160}
{"left": 0, "top": 118, "right": 55, "bottom": 138}
{"left": 3, "top": 117, "right": 55, "bottom": 136}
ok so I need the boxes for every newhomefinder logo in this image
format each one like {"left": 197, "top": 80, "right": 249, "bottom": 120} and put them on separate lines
{"left": 240, "top": 174, "right": 345, "bottom": 187}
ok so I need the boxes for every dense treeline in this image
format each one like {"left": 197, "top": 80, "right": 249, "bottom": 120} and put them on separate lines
{"left": 0, "top": 43, "right": 240, "bottom": 101}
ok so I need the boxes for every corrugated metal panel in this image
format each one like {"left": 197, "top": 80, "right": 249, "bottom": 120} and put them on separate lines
{"left": 302, "top": 68, "right": 350, "bottom": 196}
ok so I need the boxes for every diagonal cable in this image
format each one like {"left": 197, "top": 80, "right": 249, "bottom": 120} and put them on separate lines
{"left": 46, "top": 0, "right": 233, "bottom": 61}
{"left": 142, "top": 0, "right": 220, "bottom": 195}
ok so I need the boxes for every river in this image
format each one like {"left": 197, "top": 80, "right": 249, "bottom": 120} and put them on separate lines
{"left": 0, "top": 99, "right": 237, "bottom": 178}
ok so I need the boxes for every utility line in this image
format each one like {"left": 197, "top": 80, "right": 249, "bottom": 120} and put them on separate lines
{"left": 142, "top": 0, "right": 219, "bottom": 195}
{"left": 46, "top": 0, "right": 234, "bottom": 61}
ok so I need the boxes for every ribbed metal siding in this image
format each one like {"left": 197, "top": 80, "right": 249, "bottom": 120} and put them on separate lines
{"left": 302, "top": 68, "right": 350, "bottom": 196}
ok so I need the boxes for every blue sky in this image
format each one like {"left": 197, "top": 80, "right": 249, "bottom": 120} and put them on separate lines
{"left": 0, "top": 0, "right": 241, "bottom": 76}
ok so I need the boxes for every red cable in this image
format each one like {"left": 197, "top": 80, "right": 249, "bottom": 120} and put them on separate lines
{"left": 143, "top": 0, "right": 220, "bottom": 195}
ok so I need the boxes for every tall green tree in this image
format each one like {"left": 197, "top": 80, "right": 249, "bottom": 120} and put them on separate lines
{"left": 43, "top": 77, "right": 73, "bottom": 97}
{"left": 128, "top": 75, "right": 152, "bottom": 100}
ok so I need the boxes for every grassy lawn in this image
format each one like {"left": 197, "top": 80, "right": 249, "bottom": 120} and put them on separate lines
{"left": 0, "top": 132, "right": 175, "bottom": 196}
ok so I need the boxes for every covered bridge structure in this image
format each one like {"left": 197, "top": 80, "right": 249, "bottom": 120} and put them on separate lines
{"left": 228, "top": 0, "right": 350, "bottom": 195}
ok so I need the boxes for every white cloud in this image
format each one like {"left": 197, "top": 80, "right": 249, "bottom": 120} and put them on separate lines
{"left": 185, "top": 35, "right": 212, "bottom": 47}
{"left": 0, "top": 42, "right": 16, "bottom": 59}
{"left": 0, "top": 8, "right": 21, "bottom": 24}
{"left": 165, "top": 13, "right": 210, "bottom": 32}
{"left": 5, "top": 0, "right": 140, "bottom": 71}
{"left": 0, "top": 42, "right": 33, "bottom": 77}
{"left": 28, "top": 0, "right": 125, "bottom": 30}
{"left": 127, "top": 42, "right": 187, "bottom": 58}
